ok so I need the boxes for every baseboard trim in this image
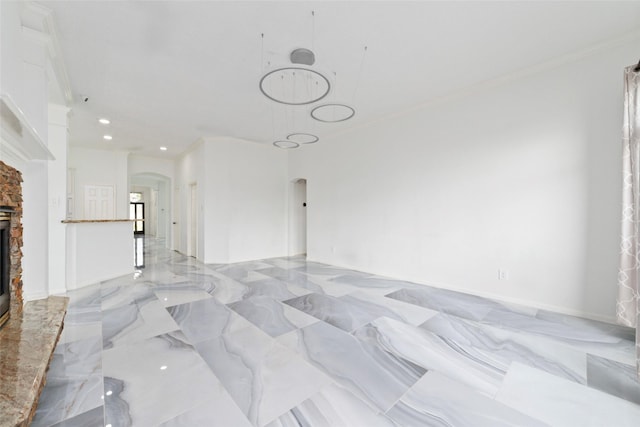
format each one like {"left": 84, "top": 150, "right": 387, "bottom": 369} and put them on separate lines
{"left": 307, "top": 256, "right": 618, "bottom": 325}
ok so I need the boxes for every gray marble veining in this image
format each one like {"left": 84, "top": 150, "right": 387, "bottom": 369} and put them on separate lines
{"left": 229, "top": 296, "right": 318, "bottom": 337}
{"left": 278, "top": 320, "right": 426, "bottom": 411}
{"left": 386, "top": 370, "right": 548, "bottom": 427}
{"left": 420, "top": 313, "right": 587, "bottom": 384}
{"left": 102, "top": 298, "right": 179, "bottom": 350}
{"left": 103, "top": 330, "right": 223, "bottom": 426}
{"left": 32, "top": 337, "right": 104, "bottom": 427}
{"left": 496, "top": 362, "right": 640, "bottom": 426}
{"left": 354, "top": 316, "right": 505, "bottom": 397}
{"left": 49, "top": 405, "right": 104, "bottom": 427}
{"left": 267, "top": 383, "right": 396, "bottom": 427}
{"left": 194, "top": 324, "right": 332, "bottom": 426}
{"left": 34, "top": 237, "right": 640, "bottom": 427}
{"left": 283, "top": 293, "right": 382, "bottom": 332}
{"left": 167, "top": 297, "right": 253, "bottom": 344}
{"left": 386, "top": 287, "right": 503, "bottom": 321}
{"left": 586, "top": 353, "right": 640, "bottom": 404}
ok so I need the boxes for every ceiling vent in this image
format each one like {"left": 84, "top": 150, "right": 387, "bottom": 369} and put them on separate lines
{"left": 290, "top": 48, "right": 315, "bottom": 66}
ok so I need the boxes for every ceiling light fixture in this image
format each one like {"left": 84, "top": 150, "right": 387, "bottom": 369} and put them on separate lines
{"left": 311, "top": 104, "right": 355, "bottom": 123}
{"left": 103, "top": 135, "right": 113, "bottom": 140}
{"left": 290, "top": 48, "right": 315, "bottom": 66}
{"left": 273, "top": 140, "right": 299, "bottom": 149}
{"left": 287, "top": 133, "right": 319, "bottom": 144}
{"left": 160, "top": 146, "right": 167, "bottom": 151}
{"left": 98, "top": 118, "right": 110, "bottom": 125}
{"left": 260, "top": 67, "right": 330, "bottom": 105}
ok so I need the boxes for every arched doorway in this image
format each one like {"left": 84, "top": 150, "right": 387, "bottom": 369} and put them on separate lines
{"left": 130, "top": 173, "right": 172, "bottom": 248}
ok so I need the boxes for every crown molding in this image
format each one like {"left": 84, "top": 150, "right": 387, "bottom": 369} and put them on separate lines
{"left": 325, "top": 29, "right": 640, "bottom": 140}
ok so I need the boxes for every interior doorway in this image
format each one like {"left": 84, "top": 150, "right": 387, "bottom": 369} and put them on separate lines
{"left": 130, "top": 202, "right": 145, "bottom": 234}
{"left": 129, "top": 173, "right": 172, "bottom": 249}
{"left": 187, "top": 183, "right": 198, "bottom": 258}
{"left": 289, "top": 179, "right": 307, "bottom": 256}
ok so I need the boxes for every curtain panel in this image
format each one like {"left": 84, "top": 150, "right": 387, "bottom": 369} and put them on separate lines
{"left": 618, "top": 65, "right": 640, "bottom": 377}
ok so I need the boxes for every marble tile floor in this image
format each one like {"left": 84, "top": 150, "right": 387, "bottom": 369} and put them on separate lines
{"left": 31, "top": 238, "right": 640, "bottom": 426}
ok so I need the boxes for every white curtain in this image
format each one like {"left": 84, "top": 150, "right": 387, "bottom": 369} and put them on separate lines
{"left": 617, "top": 65, "right": 640, "bottom": 377}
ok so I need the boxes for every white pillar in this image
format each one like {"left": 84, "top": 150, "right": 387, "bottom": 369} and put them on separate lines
{"left": 47, "top": 104, "right": 69, "bottom": 295}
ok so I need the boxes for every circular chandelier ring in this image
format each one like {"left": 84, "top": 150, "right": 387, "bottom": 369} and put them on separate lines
{"left": 311, "top": 104, "right": 356, "bottom": 123}
{"left": 287, "top": 133, "right": 319, "bottom": 144}
{"left": 259, "top": 67, "right": 331, "bottom": 106}
{"left": 273, "top": 140, "right": 300, "bottom": 149}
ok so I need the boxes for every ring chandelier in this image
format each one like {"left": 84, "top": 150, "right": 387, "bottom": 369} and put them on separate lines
{"left": 273, "top": 140, "right": 299, "bottom": 149}
{"left": 259, "top": 67, "right": 330, "bottom": 106}
{"left": 287, "top": 133, "right": 319, "bottom": 144}
{"left": 311, "top": 104, "right": 356, "bottom": 123}
{"left": 261, "top": 26, "right": 365, "bottom": 149}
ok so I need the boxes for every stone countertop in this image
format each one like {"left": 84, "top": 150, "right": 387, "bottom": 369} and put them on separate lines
{"left": 0, "top": 296, "right": 68, "bottom": 427}
{"left": 61, "top": 219, "right": 135, "bottom": 223}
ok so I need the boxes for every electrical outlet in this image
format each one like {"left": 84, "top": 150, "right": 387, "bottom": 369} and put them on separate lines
{"left": 498, "top": 269, "right": 509, "bottom": 280}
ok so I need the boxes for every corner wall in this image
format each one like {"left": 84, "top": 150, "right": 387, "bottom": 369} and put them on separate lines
{"left": 175, "top": 138, "right": 288, "bottom": 264}
{"left": 202, "top": 138, "right": 288, "bottom": 264}
{"left": 289, "top": 39, "right": 638, "bottom": 322}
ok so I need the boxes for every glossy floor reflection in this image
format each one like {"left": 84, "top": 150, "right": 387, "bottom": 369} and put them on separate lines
{"left": 32, "top": 238, "right": 640, "bottom": 426}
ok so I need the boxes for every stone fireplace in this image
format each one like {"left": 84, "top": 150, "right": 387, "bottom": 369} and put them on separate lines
{"left": 0, "top": 160, "right": 23, "bottom": 328}
{"left": 0, "top": 159, "right": 68, "bottom": 425}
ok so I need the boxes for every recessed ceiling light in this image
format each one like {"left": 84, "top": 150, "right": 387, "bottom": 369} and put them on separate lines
{"left": 98, "top": 118, "right": 110, "bottom": 125}
{"left": 103, "top": 135, "right": 113, "bottom": 140}
{"left": 160, "top": 146, "right": 168, "bottom": 151}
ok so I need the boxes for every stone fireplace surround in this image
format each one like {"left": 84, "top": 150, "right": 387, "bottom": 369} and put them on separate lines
{"left": 0, "top": 160, "right": 24, "bottom": 313}
{"left": 0, "top": 160, "right": 68, "bottom": 426}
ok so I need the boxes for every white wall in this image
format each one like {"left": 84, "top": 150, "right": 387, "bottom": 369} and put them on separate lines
{"left": 1, "top": 1, "right": 22, "bottom": 109}
{"left": 47, "top": 104, "right": 69, "bottom": 296}
{"left": 174, "top": 138, "right": 288, "bottom": 263}
{"left": 66, "top": 222, "right": 134, "bottom": 289}
{"left": 68, "top": 147, "right": 129, "bottom": 219}
{"left": 202, "top": 138, "right": 288, "bottom": 264}
{"left": 175, "top": 142, "right": 205, "bottom": 258}
{"left": 21, "top": 160, "right": 49, "bottom": 301}
{"left": 289, "top": 39, "right": 638, "bottom": 322}
{"left": 1, "top": 1, "right": 70, "bottom": 302}
{"left": 128, "top": 155, "right": 174, "bottom": 180}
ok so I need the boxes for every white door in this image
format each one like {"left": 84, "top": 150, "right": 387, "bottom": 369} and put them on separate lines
{"left": 188, "top": 183, "right": 197, "bottom": 257}
{"left": 289, "top": 179, "right": 307, "bottom": 256}
{"left": 84, "top": 185, "right": 114, "bottom": 219}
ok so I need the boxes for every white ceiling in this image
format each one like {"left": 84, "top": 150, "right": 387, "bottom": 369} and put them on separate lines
{"left": 43, "top": 1, "right": 640, "bottom": 158}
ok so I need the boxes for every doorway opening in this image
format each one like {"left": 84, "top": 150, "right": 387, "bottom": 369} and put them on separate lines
{"left": 289, "top": 178, "right": 307, "bottom": 256}
{"left": 129, "top": 173, "right": 172, "bottom": 249}
{"left": 130, "top": 202, "right": 145, "bottom": 235}
{"left": 187, "top": 183, "right": 198, "bottom": 258}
